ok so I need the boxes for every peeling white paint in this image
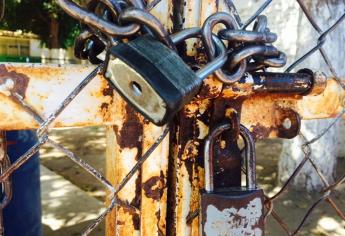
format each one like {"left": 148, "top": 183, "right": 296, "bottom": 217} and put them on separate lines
{"left": 253, "top": 85, "right": 264, "bottom": 90}
{"left": 0, "top": 79, "right": 14, "bottom": 96}
{"left": 204, "top": 198, "right": 263, "bottom": 236}
{"left": 244, "top": 73, "right": 254, "bottom": 84}
{"left": 197, "top": 119, "right": 209, "bottom": 139}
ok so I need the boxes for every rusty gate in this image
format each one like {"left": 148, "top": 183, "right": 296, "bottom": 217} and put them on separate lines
{"left": 0, "top": 0, "right": 344, "bottom": 235}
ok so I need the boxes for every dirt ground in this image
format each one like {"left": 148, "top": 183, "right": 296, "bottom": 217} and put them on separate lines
{"left": 40, "top": 126, "right": 345, "bottom": 235}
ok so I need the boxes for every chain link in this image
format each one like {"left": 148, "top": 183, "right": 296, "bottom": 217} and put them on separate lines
{"left": 68, "top": 0, "right": 287, "bottom": 83}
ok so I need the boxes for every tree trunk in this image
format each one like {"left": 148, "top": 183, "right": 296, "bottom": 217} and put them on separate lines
{"left": 49, "top": 16, "right": 59, "bottom": 48}
{"left": 235, "top": 0, "right": 345, "bottom": 191}
{"left": 278, "top": 0, "right": 345, "bottom": 191}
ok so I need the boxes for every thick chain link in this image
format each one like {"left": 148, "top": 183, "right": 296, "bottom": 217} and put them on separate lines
{"left": 59, "top": 0, "right": 287, "bottom": 83}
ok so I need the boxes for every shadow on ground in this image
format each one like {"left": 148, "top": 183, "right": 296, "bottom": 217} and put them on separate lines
{"left": 40, "top": 127, "right": 345, "bottom": 235}
{"left": 40, "top": 166, "right": 105, "bottom": 235}
{"left": 40, "top": 126, "right": 106, "bottom": 201}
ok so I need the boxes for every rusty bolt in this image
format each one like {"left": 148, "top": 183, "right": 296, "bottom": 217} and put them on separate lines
{"left": 276, "top": 108, "right": 301, "bottom": 139}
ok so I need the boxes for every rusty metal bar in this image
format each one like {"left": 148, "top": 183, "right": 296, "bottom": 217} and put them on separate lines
{"left": 0, "top": 63, "right": 342, "bottom": 139}
{"left": 0, "top": 63, "right": 115, "bottom": 130}
{"left": 168, "top": 0, "right": 208, "bottom": 234}
{"left": 225, "top": 72, "right": 314, "bottom": 95}
{"left": 105, "top": 101, "right": 143, "bottom": 235}
{"left": 105, "top": 1, "right": 172, "bottom": 235}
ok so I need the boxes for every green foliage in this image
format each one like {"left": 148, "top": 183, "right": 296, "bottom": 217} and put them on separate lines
{"left": 0, "top": 0, "right": 81, "bottom": 48}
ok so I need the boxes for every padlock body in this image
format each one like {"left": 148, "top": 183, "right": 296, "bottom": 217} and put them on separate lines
{"left": 105, "top": 35, "right": 200, "bottom": 125}
{"left": 201, "top": 188, "right": 264, "bottom": 236}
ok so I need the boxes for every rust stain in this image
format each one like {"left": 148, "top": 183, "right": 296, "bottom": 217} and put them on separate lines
{"left": 112, "top": 103, "right": 143, "bottom": 231}
{"left": 113, "top": 104, "right": 143, "bottom": 150}
{"left": 143, "top": 176, "right": 164, "bottom": 201}
{"left": 100, "top": 103, "right": 108, "bottom": 110}
{"left": 100, "top": 82, "right": 114, "bottom": 121}
{"left": 0, "top": 64, "right": 30, "bottom": 98}
{"left": 102, "top": 82, "right": 115, "bottom": 97}
{"left": 4, "top": 64, "right": 63, "bottom": 82}
{"left": 131, "top": 138, "right": 142, "bottom": 231}
{"left": 250, "top": 123, "right": 273, "bottom": 140}
{"left": 197, "top": 76, "right": 223, "bottom": 100}
{"left": 275, "top": 108, "right": 301, "bottom": 139}
{"left": 132, "top": 213, "right": 140, "bottom": 231}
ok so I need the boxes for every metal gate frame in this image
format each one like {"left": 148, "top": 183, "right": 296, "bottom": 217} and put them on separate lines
{"left": 0, "top": 0, "right": 344, "bottom": 235}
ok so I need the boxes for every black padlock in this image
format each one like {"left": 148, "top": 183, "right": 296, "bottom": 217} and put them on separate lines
{"left": 104, "top": 28, "right": 227, "bottom": 125}
{"left": 201, "top": 123, "right": 265, "bottom": 236}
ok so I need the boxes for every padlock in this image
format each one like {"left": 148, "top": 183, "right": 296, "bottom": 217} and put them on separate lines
{"left": 201, "top": 123, "right": 265, "bottom": 236}
{"left": 104, "top": 27, "right": 227, "bottom": 125}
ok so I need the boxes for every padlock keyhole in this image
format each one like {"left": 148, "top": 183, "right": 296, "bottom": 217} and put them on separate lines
{"left": 130, "top": 81, "right": 142, "bottom": 97}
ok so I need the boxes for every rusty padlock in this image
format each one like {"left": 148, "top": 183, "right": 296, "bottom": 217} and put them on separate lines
{"left": 201, "top": 123, "right": 264, "bottom": 236}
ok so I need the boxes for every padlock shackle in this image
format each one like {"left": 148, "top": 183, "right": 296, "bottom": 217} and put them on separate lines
{"left": 204, "top": 123, "right": 231, "bottom": 192}
{"left": 170, "top": 27, "right": 228, "bottom": 80}
{"left": 204, "top": 123, "right": 257, "bottom": 192}
{"left": 240, "top": 125, "right": 256, "bottom": 189}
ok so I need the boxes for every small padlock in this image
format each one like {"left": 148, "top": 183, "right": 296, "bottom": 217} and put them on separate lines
{"left": 104, "top": 28, "right": 227, "bottom": 125}
{"left": 201, "top": 123, "right": 264, "bottom": 236}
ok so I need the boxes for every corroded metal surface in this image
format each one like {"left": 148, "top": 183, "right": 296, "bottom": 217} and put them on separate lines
{"left": 0, "top": 4, "right": 343, "bottom": 236}
{"left": 106, "top": 102, "right": 143, "bottom": 235}
{"left": 106, "top": 1, "right": 171, "bottom": 235}
{"left": 0, "top": 63, "right": 115, "bottom": 130}
{"left": 0, "top": 64, "right": 342, "bottom": 135}
{"left": 168, "top": 2, "right": 225, "bottom": 235}
{"left": 140, "top": 123, "right": 169, "bottom": 235}
{"left": 201, "top": 189, "right": 264, "bottom": 236}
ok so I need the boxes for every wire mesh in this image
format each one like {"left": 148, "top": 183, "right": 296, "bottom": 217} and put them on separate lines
{"left": 0, "top": 0, "right": 343, "bottom": 235}
{"left": 245, "top": 0, "right": 345, "bottom": 235}
{"left": 0, "top": 63, "right": 169, "bottom": 235}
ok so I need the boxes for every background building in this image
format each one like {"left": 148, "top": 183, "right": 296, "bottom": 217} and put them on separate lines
{"left": 0, "top": 30, "right": 77, "bottom": 64}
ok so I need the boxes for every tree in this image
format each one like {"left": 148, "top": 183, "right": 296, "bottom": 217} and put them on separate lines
{"left": 0, "top": 0, "right": 81, "bottom": 48}
{"left": 235, "top": 0, "right": 345, "bottom": 191}
{"left": 277, "top": 0, "right": 345, "bottom": 191}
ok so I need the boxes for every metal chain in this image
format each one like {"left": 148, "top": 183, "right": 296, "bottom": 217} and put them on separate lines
{"left": 65, "top": 0, "right": 287, "bottom": 83}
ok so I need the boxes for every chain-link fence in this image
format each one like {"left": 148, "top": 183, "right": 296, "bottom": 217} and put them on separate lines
{"left": 0, "top": 0, "right": 344, "bottom": 235}
{"left": 252, "top": 0, "right": 345, "bottom": 234}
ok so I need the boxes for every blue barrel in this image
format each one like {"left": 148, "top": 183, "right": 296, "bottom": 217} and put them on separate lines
{"left": 2, "top": 130, "right": 42, "bottom": 236}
